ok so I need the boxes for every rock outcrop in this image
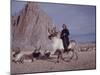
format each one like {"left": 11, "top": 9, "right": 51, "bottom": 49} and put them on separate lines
{"left": 11, "top": 2, "right": 53, "bottom": 51}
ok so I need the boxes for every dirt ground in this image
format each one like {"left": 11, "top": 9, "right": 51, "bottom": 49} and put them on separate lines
{"left": 11, "top": 43, "right": 96, "bottom": 74}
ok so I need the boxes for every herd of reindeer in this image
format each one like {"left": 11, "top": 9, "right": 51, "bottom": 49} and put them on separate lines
{"left": 11, "top": 27, "right": 95, "bottom": 64}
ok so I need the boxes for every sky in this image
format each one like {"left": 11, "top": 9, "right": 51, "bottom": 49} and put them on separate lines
{"left": 11, "top": 0, "right": 96, "bottom": 43}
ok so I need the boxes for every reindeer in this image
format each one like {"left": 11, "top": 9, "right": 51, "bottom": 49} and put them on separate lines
{"left": 12, "top": 46, "right": 41, "bottom": 64}
{"left": 48, "top": 27, "right": 78, "bottom": 63}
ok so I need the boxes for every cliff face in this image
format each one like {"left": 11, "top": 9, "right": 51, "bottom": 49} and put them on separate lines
{"left": 11, "top": 2, "right": 53, "bottom": 51}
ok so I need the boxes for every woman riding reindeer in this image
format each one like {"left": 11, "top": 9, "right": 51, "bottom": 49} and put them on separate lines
{"left": 48, "top": 24, "right": 78, "bottom": 63}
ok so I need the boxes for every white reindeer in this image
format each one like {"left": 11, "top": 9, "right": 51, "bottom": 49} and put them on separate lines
{"left": 48, "top": 27, "right": 78, "bottom": 63}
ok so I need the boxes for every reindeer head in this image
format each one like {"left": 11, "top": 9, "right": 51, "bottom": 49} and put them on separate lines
{"left": 12, "top": 48, "right": 20, "bottom": 57}
{"left": 34, "top": 46, "right": 41, "bottom": 53}
{"left": 48, "top": 27, "right": 58, "bottom": 40}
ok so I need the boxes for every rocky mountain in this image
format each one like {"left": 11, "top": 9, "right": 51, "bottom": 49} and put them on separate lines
{"left": 11, "top": 2, "right": 54, "bottom": 51}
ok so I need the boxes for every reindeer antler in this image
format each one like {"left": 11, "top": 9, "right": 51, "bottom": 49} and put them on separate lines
{"left": 38, "top": 46, "right": 41, "bottom": 50}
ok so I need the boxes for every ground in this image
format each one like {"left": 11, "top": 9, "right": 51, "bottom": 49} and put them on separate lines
{"left": 11, "top": 43, "right": 96, "bottom": 74}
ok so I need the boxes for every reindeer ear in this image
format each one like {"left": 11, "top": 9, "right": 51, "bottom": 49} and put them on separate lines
{"left": 48, "top": 28, "right": 51, "bottom": 34}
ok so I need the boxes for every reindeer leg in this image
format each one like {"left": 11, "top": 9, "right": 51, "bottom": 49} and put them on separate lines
{"left": 31, "top": 57, "right": 34, "bottom": 62}
{"left": 60, "top": 52, "right": 65, "bottom": 61}
{"left": 20, "top": 55, "right": 25, "bottom": 64}
{"left": 69, "top": 50, "right": 74, "bottom": 60}
{"left": 73, "top": 51, "right": 78, "bottom": 60}
{"left": 63, "top": 49, "right": 73, "bottom": 62}
{"left": 69, "top": 50, "right": 78, "bottom": 61}
{"left": 21, "top": 58, "right": 24, "bottom": 64}
{"left": 56, "top": 51, "right": 63, "bottom": 63}
{"left": 56, "top": 54, "right": 60, "bottom": 63}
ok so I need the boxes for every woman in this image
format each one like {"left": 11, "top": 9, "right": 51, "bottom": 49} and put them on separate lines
{"left": 60, "top": 24, "right": 70, "bottom": 53}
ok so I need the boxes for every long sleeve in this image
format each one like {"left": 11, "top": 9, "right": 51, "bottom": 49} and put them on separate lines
{"left": 60, "top": 30, "right": 63, "bottom": 39}
{"left": 60, "top": 29, "right": 70, "bottom": 39}
{"left": 67, "top": 29, "right": 70, "bottom": 36}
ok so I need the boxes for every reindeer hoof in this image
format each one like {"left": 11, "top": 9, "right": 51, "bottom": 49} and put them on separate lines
{"left": 66, "top": 60, "right": 70, "bottom": 62}
{"left": 55, "top": 60, "right": 59, "bottom": 63}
